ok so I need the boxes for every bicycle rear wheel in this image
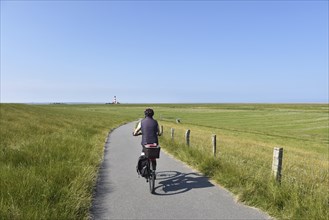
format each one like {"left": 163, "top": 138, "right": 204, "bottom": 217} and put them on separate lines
{"left": 149, "top": 170, "right": 155, "bottom": 194}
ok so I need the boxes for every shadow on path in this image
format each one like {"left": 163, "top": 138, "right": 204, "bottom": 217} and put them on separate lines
{"left": 154, "top": 171, "right": 214, "bottom": 196}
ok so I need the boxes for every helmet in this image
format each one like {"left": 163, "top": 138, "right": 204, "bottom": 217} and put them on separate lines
{"left": 144, "top": 108, "right": 154, "bottom": 117}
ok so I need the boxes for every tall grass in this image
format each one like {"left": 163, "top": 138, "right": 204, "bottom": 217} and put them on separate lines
{"left": 157, "top": 104, "right": 328, "bottom": 219}
{"left": 0, "top": 104, "right": 140, "bottom": 219}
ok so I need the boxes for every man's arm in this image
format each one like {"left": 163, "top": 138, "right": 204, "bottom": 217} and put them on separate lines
{"left": 157, "top": 122, "right": 162, "bottom": 136}
{"left": 133, "top": 121, "right": 142, "bottom": 136}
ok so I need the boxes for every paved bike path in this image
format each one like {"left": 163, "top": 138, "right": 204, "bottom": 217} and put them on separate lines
{"left": 90, "top": 122, "right": 271, "bottom": 219}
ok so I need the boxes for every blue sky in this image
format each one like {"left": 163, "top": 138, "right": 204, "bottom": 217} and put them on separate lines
{"left": 1, "top": 1, "right": 328, "bottom": 103}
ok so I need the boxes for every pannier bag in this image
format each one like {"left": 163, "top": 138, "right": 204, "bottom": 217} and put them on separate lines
{"left": 136, "top": 155, "right": 149, "bottom": 177}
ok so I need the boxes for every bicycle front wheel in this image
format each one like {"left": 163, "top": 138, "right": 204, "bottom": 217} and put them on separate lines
{"left": 149, "top": 171, "right": 155, "bottom": 194}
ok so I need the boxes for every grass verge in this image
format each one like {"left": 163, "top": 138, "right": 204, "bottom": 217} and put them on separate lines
{"left": 0, "top": 104, "right": 138, "bottom": 219}
{"left": 158, "top": 119, "right": 328, "bottom": 219}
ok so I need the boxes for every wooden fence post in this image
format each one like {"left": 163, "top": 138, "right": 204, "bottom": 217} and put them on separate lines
{"left": 212, "top": 134, "right": 217, "bottom": 157}
{"left": 171, "top": 128, "right": 174, "bottom": 141}
{"left": 272, "top": 147, "right": 283, "bottom": 183}
{"left": 185, "top": 129, "right": 190, "bottom": 146}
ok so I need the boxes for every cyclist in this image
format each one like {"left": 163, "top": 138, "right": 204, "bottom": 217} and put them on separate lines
{"left": 133, "top": 108, "right": 161, "bottom": 170}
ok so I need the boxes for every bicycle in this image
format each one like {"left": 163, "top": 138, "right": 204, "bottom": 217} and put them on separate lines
{"left": 143, "top": 144, "right": 161, "bottom": 194}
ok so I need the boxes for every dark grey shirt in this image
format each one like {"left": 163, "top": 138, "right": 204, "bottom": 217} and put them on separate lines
{"left": 140, "top": 117, "right": 159, "bottom": 145}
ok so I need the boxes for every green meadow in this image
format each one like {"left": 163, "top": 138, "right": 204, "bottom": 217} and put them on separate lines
{"left": 0, "top": 103, "right": 328, "bottom": 219}
{"left": 156, "top": 104, "right": 328, "bottom": 219}
{"left": 0, "top": 104, "right": 140, "bottom": 219}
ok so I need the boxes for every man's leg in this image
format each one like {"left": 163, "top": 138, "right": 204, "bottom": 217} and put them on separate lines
{"left": 151, "top": 159, "right": 156, "bottom": 170}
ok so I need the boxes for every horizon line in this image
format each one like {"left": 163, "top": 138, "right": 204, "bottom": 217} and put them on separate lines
{"left": 1, "top": 101, "right": 328, "bottom": 105}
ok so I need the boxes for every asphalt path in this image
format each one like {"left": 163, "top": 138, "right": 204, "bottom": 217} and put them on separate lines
{"left": 90, "top": 122, "right": 271, "bottom": 219}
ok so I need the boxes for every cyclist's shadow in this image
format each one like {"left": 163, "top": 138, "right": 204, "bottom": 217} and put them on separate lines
{"left": 153, "top": 171, "right": 214, "bottom": 196}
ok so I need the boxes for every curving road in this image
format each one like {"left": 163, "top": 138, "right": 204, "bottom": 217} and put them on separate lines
{"left": 90, "top": 122, "right": 271, "bottom": 219}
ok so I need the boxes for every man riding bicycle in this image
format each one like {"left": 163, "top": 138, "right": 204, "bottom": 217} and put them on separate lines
{"left": 133, "top": 108, "right": 161, "bottom": 170}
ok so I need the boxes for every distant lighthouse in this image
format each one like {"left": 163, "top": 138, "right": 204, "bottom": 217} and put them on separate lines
{"left": 112, "top": 96, "right": 119, "bottom": 104}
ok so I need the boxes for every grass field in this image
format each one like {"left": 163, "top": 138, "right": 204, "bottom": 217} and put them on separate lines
{"left": 0, "top": 104, "right": 140, "bottom": 219}
{"left": 0, "top": 103, "right": 328, "bottom": 219}
{"left": 155, "top": 104, "right": 328, "bottom": 219}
